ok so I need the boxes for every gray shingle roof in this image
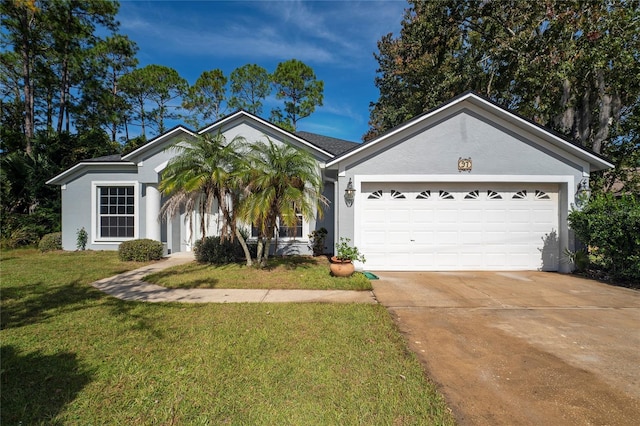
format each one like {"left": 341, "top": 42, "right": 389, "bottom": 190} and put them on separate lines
{"left": 294, "top": 131, "right": 359, "bottom": 156}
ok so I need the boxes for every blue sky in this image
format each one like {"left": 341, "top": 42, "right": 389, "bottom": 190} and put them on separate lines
{"left": 116, "top": 0, "right": 406, "bottom": 142}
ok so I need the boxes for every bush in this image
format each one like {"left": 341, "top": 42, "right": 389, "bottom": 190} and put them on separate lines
{"left": 568, "top": 194, "right": 640, "bottom": 283}
{"left": 194, "top": 236, "right": 246, "bottom": 264}
{"left": 118, "top": 239, "right": 164, "bottom": 262}
{"left": 38, "top": 232, "right": 62, "bottom": 252}
{"left": 1, "top": 227, "right": 40, "bottom": 249}
{"left": 308, "top": 227, "right": 328, "bottom": 256}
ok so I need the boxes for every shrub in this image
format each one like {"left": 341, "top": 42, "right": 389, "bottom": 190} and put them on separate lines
{"left": 194, "top": 236, "right": 246, "bottom": 264}
{"left": 308, "top": 227, "right": 328, "bottom": 256}
{"left": 2, "top": 227, "right": 40, "bottom": 249}
{"left": 568, "top": 194, "right": 640, "bottom": 283}
{"left": 38, "top": 232, "right": 62, "bottom": 252}
{"left": 118, "top": 239, "right": 164, "bottom": 262}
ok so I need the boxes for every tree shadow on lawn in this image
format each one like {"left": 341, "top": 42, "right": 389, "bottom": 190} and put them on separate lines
{"left": 1, "top": 345, "right": 94, "bottom": 425}
{"left": 260, "top": 255, "right": 321, "bottom": 271}
{"left": 144, "top": 263, "right": 221, "bottom": 289}
{"left": 104, "top": 298, "right": 168, "bottom": 339}
{"left": 1, "top": 280, "right": 104, "bottom": 330}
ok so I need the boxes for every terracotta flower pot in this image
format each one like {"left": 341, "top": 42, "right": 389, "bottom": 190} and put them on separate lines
{"left": 330, "top": 256, "right": 355, "bottom": 277}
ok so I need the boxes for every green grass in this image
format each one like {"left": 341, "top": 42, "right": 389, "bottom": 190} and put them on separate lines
{"left": 145, "top": 255, "right": 373, "bottom": 291}
{"left": 1, "top": 249, "right": 455, "bottom": 425}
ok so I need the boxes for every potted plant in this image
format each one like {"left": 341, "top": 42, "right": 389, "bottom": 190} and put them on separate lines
{"left": 330, "top": 237, "right": 366, "bottom": 277}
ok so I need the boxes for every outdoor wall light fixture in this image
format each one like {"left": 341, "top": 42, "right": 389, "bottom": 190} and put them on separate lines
{"left": 575, "top": 178, "right": 591, "bottom": 209}
{"left": 344, "top": 178, "right": 356, "bottom": 207}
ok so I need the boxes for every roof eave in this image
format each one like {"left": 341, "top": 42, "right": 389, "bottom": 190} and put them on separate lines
{"left": 121, "top": 126, "right": 197, "bottom": 161}
{"left": 46, "top": 161, "right": 136, "bottom": 185}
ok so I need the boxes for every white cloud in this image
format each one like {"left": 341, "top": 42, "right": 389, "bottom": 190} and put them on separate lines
{"left": 118, "top": 0, "right": 404, "bottom": 67}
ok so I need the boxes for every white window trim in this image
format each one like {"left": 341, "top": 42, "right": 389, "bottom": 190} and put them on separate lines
{"left": 91, "top": 181, "right": 140, "bottom": 244}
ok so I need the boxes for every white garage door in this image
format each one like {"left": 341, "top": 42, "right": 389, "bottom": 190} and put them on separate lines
{"left": 359, "top": 183, "right": 559, "bottom": 271}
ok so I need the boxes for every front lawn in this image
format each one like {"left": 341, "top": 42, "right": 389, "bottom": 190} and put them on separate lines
{"left": 1, "top": 249, "right": 454, "bottom": 425}
{"left": 144, "top": 255, "right": 373, "bottom": 290}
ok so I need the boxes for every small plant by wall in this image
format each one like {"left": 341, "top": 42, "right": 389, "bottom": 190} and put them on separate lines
{"left": 76, "top": 227, "right": 88, "bottom": 251}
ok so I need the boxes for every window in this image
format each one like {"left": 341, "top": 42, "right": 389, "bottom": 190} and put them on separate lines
{"left": 416, "top": 190, "right": 431, "bottom": 199}
{"left": 98, "top": 186, "right": 135, "bottom": 238}
{"left": 368, "top": 190, "right": 383, "bottom": 199}
{"left": 535, "top": 190, "right": 550, "bottom": 200}
{"left": 278, "top": 213, "right": 303, "bottom": 238}
{"left": 487, "top": 190, "right": 502, "bottom": 199}
{"left": 251, "top": 213, "right": 303, "bottom": 239}
{"left": 439, "top": 190, "right": 454, "bottom": 200}
{"left": 464, "top": 190, "right": 480, "bottom": 200}
{"left": 512, "top": 190, "right": 527, "bottom": 199}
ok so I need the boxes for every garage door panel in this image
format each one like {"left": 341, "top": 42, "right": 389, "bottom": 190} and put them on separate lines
{"left": 387, "top": 231, "right": 411, "bottom": 244}
{"left": 358, "top": 183, "right": 559, "bottom": 271}
{"left": 459, "top": 209, "right": 483, "bottom": 223}
{"left": 509, "top": 209, "right": 531, "bottom": 223}
{"left": 413, "top": 210, "right": 435, "bottom": 223}
{"left": 436, "top": 209, "right": 459, "bottom": 222}
{"left": 461, "top": 231, "right": 483, "bottom": 244}
{"left": 485, "top": 209, "right": 507, "bottom": 223}
{"left": 363, "top": 230, "right": 386, "bottom": 245}
{"left": 436, "top": 231, "right": 459, "bottom": 243}
{"left": 388, "top": 209, "right": 411, "bottom": 223}
{"left": 435, "top": 253, "right": 459, "bottom": 268}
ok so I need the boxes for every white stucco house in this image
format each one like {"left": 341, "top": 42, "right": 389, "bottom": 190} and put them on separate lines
{"left": 47, "top": 92, "right": 613, "bottom": 272}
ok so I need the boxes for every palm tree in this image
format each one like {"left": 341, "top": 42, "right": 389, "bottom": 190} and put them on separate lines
{"left": 237, "top": 138, "right": 327, "bottom": 267}
{"left": 159, "top": 132, "right": 244, "bottom": 246}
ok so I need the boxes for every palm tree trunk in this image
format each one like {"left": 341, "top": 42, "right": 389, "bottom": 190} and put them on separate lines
{"left": 260, "top": 237, "right": 272, "bottom": 268}
{"left": 235, "top": 228, "right": 253, "bottom": 267}
{"left": 256, "top": 238, "right": 264, "bottom": 266}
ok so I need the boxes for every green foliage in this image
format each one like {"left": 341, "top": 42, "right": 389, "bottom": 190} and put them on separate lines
{"left": 334, "top": 237, "right": 366, "bottom": 263}
{"left": 308, "top": 227, "right": 328, "bottom": 256}
{"left": 182, "top": 68, "right": 227, "bottom": 127}
{"left": 193, "top": 236, "right": 254, "bottom": 265}
{"left": 228, "top": 64, "right": 271, "bottom": 115}
{"left": 160, "top": 133, "right": 244, "bottom": 243}
{"left": 38, "top": 232, "right": 62, "bottom": 252}
{"left": 120, "top": 64, "right": 188, "bottom": 135}
{"left": 118, "top": 239, "right": 164, "bottom": 262}
{"left": 237, "top": 138, "right": 327, "bottom": 267}
{"left": 1, "top": 227, "right": 39, "bottom": 250}
{"left": 368, "top": 0, "right": 640, "bottom": 163}
{"left": 562, "top": 248, "right": 590, "bottom": 273}
{"left": 76, "top": 227, "right": 88, "bottom": 251}
{"left": 568, "top": 194, "right": 640, "bottom": 282}
{"left": 270, "top": 59, "right": 324, "bottom": 130}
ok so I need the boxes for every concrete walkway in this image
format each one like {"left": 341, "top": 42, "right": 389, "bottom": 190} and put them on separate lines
{"left": 91, "top": 252, "right": 377, "bottom": 304}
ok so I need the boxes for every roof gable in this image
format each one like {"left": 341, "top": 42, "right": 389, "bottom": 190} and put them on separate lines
{"left": 122, "top": 125, "right": 196, "bottom": 162}
{"left": 198, "top": 110, "right": 335, "bottom": 159}
{"left": 327, "top": 92, "right": 613, "bottom": 171}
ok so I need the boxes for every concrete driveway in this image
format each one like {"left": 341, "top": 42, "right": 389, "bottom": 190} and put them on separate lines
{"left": 371, "top": 271, "right": 640, "bottom": 425}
